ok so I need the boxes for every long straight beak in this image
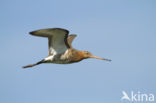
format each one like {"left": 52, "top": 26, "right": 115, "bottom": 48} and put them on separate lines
{"left": 90, "top": 55, "right": 111, "bottom": 61}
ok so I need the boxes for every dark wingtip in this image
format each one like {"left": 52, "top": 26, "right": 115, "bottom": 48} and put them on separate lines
{"left": 29, "top": 31, "right": 36, "bottom": 35}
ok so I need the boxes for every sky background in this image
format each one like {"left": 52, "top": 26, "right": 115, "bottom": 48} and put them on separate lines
{"left": 0, "top": 0, "right": 156, "bottom": 103}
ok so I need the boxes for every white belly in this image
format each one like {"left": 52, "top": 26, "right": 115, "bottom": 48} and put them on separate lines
{"left": 44, "top": 50, "right": 71, "bottom": 64}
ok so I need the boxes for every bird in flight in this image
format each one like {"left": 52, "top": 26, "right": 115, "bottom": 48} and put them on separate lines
{"left": 23, "top": 28, "right": 111, "bottom": 68}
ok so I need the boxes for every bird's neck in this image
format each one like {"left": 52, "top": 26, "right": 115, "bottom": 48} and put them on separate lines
{"left": 68, "top": 49, "right": 86, "bottom": 62}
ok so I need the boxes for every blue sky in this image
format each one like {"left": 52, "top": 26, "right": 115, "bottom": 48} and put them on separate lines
{"left": 0, "top": 0, "right": 156, "bottom": 103}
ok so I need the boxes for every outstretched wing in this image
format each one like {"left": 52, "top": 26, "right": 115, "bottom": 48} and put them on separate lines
{"left": 30, "top": 28, "right": 70, "bottom": 55}
{"left": 67, "top": 34, "right": 77, "bottom": 48}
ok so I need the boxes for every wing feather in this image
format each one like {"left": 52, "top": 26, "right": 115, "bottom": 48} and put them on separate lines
{"left": 30, "top": 28, "right": 69, "bottom": 55}
{"left": 67, "top": 34, "right": 77, "bottom": 48}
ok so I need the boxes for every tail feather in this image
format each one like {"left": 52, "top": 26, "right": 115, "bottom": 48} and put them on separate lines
{"left": 22, "top": 60, "right": 44, "bottom": 68}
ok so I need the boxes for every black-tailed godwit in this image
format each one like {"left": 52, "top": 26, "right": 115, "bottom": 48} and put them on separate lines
{"left": 23, "top": 28, "right": 111, "bottom": 68}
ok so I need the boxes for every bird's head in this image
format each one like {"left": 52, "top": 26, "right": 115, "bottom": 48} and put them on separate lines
{"left": 81, "top": 51, "right": 111, "bottom": 61}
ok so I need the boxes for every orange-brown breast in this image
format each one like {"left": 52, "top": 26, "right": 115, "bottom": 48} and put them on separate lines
{"left": 67, "top": 49, "right": 85, "bottom": 63}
